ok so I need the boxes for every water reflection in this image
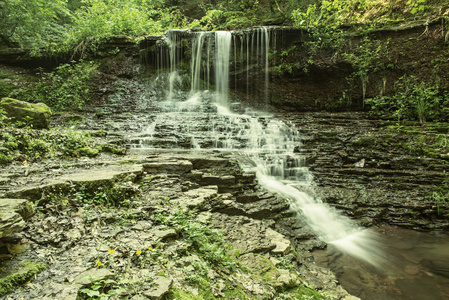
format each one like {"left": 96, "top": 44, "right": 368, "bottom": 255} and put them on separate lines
{"left": 313, "top": 226, "right": 449, "bottom": 300}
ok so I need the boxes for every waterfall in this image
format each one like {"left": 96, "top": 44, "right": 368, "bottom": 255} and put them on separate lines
{"left": 214, "top": 31, "right": 232, "bottom": 109}
{"left": 136, "top": 29, "right": 385, "bottom": 267}
{"left": 166, "top": 30, "right": 183, "bottom": 102}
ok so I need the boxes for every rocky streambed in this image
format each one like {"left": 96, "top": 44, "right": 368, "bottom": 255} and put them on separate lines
{"left": 0, "top": 145, "right": 355, "bottom": 299}
{"left": 1, "top": 110, "right": 449, "bottom": 299}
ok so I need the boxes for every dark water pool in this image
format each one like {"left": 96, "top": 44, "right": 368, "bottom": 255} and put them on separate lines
{"left": 313, "top": 226, "right": 449, "bottom": 300}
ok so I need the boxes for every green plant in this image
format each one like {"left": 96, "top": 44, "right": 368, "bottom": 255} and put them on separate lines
{"left": 0, "top": 153, "right": 13, "bottom": 165}
{"left": 74, "top": 184, "right": 136, "bottom": 207}
{"left": 366, "top": 75, "right": 449, "bottom": 122}
{"left": 32, "top": 61, "right": 97, "bottom": 111}
{"left": 432, "top": 192, "right": 449, "bottom": 216}
{"left": 79, "top": 278, "right": 125, "bottom": 299}
{"left": 406, "top": 0, "right": 429, "bottom": 15}
{"left": 342, "top": 37, "right": 388, "bottom": 105}
{"left": 154, "top": 209, "right": 238, "bottom": 270}
{"left": 273, "top": 46, "right": 302, "bottom": 76}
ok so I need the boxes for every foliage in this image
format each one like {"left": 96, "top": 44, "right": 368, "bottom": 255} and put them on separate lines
{"left": 155, "top": 209, "right": 238, "bottom": 270}
{"left": 1, "top": 0, "right": 185, "bottom": 55}
{"left": 32, "top": 61, "right": 97, "bottom": 111}
{"left": 366, "top": 75, "right": 449, "bottom": 123}
{"left": 342, "top": 37, "right": 389, "bottom": 104}
{"left": 63, "top": 0, "right": 183, "bottom": 55}
{"left": 0, "top": 125, "right": 125, "bottom": 165}
{"left": 406, "top": 0, "right": 429, "bottom": 15}
{"left": 291, "top": 0, "right": 438, "bottom": 29}
{"left": 79, "top": 278, "right": 125, "bottom": 300}
{"left": 0, "top": 0, "right": 71, "bottom": 49}
{"left": 1, "top": 0, "right": 445, "bottom": 56}
{"left": 273, "top": 46, "right": 302, "bottom": 75}
{"left": 0, "top": 108, "right": 9, "bottom": 127}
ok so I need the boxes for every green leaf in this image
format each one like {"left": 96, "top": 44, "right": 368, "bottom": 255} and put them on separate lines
{"left": 80, "top": 288, "right": 100, "bottom": 297}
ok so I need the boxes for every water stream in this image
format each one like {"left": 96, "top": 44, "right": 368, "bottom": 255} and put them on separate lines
{"left": 132, "top": 29, "right": 449, "bottom": 298}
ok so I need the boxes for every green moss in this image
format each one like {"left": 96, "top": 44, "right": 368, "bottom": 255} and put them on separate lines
{"left": 3, "top": 141, "right": 18, "bottom": 150}
{"left": 101, "top": 144, "right": 126, "bottom": 155}
{"left": 0, "top": 262, "right": 46, "bottom": 296}
{"left": 350, "top": 136, "right": 377, "bottom": 147}
{"left": 0, "top": 153, "right": 13, "bottom": 165}
{"left": 168, "top": 287, "right": 206, "bottom": 300}
{"left": 0, "top": 81, "right": 14, "bottom": 98}
{"left": 279, "top": 285, "right": 327, "bottom": 299}
{"left": 91, "top": 130, "right": 106, "bottom": 137}
{"left": 223, "top": 283, "right": 252, "bottom": 299}
{"left": 423, "top": 123, "right": 449, "bottom": 133}
{"left": 74, "top": 146, "right": 99, "bottom": 158}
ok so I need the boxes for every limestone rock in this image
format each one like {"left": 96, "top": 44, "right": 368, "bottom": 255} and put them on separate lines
{"left": 265, "top": 228, "right": 291, "bottom": 255}
{"left": 40, "top": 282, "right": 82, "bottom": 300}
{"left": 72, "top": 268, "right": 114, "bottom": 285}
{"left": 143, "top": 160, "right": 193, "bottom": 174}
{"left": 143, "top": 276, "right": 173, "bottom": 299}
{"left": 151, "top": 226, "right": 177, "bottom": 240}
{"left": 0, "top": 97, "right": 51, "bottom": 129}
{"left": 0, "top": 198, "right": 35, "bottom": 238}
{"left": 178, "top": 186, "right": 218, "bottom": 209}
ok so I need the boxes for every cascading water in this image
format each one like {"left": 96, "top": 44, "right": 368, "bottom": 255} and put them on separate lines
{"left": 133, "top": 29, "right": 385, "bottom": 267}
{"left": 214, "top": 31, "right": 232, "bottom": 110}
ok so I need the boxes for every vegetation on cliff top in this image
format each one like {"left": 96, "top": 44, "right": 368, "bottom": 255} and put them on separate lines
{"left": 1, "top": 0, "right": 447, "bottom": 55}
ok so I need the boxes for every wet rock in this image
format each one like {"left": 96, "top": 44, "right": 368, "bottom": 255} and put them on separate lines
{"left": 0, "top": 198, "right": 35, "bottom": 238}
{"left": 143, "top": 276, "right": 173, "bottom": 299}
{"left": 0, "top": 97, "right": 51, "bottom": 129}
{"left": 190, "top": 157, "right": 230, "bottom": 169}
{"left": 421, "top": 259, "right": 449, "bottom": 278}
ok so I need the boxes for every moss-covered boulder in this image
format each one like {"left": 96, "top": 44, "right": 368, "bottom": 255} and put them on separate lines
{"left": 0, "top": 97, "right": 51, "bottom": 129}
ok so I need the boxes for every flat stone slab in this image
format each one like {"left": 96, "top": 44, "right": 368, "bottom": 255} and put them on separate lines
{"left": 6, "top": 164, "right": 143, "bottom": 201}
{"left": 72, "top": 268, "right": 115, "bottom": 285}
{"left": 143, "top": 159, "right": 192, "bottom": 174}
{"left": 143, "top": 276, "right": 173, "bottom": 299}
{"left": 60, "top": 164, "right": 143, "bottom": 183}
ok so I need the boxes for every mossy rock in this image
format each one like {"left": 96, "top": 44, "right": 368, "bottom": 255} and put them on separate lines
{"left": 0, "top": 97, "right": 51, "bottom": 129}
{"left": 350, "top": 135, "right": 377, "bottom": 147}
{"left": 73, "top": 146, "right": 99, "bottom": 158}
{"left": 0, "top": 261, "right": 46, "bottom": 296}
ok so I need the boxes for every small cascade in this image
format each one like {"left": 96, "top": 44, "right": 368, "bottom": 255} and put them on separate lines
{"left": 190, "top": 32, "right": 213, "bottom": 94}
{"left": 134, "top": 29, "right": 385, "bottom": 268}
{"left": 142, "top": 27, "right": 277, "bottom": 107}
{"left": 165, "top": 30, "right": 184, "bottom": 102}
{"left": 215, "top": 31, "right": 232, "bottom": 109}
{"left": 236, "top": 27, "right": 273, "bottom": 103}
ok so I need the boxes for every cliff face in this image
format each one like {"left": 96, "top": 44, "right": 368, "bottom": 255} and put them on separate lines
{"left": 256, "top": 19, "right": 449, "bottom": 111}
